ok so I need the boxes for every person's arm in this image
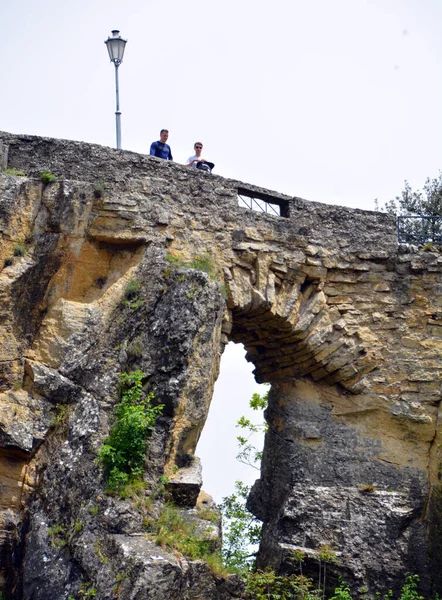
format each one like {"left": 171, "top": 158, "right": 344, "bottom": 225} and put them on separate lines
{"left": 150, "top": 142, "right": 157, "bottom": 156}
{"left": 168, "top": 146, "right": 173, "bottom": 161}
{"left": 186, "top": 157, "right": 199, "bottom": 167}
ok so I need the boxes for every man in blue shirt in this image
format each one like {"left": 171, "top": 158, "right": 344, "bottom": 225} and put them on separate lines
{"left": 150, "top": 129, "right": 173, "bottom": 160}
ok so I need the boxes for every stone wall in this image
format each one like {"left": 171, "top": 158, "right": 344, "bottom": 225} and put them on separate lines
{"left": 0, "top": 131, "right": 441, "bottom": 599}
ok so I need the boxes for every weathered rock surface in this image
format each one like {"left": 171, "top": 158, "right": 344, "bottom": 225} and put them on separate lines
{"left": 0, "top": 131, "right": 441, "bottom": 598}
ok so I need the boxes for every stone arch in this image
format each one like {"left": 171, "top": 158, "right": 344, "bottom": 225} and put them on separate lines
{"left": 220, "top": 248, "right": 434, "bottom": 592}
{"left": 224, "top": 251, "right": 381, "bottom": 392}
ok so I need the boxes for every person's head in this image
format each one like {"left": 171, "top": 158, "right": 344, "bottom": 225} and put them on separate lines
{"left": 160, "top": 129, "right": 169, "bottom": 143}
{"left": 194, "top": 142, "right": 203, "bottom": 155}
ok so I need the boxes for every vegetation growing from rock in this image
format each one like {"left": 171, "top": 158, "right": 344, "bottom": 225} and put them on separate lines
{"left": 220, "top": 480, "right": 261, "bottom": 571}
{"left": 40, "top": 170, "right": 57, "bottom": 184}
{"left": 98, "top": 370, "right": 163, "bottom": 493}
{"left": 3, "top": 167, "right": 26, "bottom": 176}
{"left": 236, "top": 389, "right": 268, "bottom": 470}
{"left": 144, "top": 503, "right": 228, "bottom": 576}
{"left": 165, "top": 251, "right": 227, "bottom": 297}
{"left": 93, "top": 181, "right": 106, "bottom": 198}
{"left": 165, "top": 252, "right": 217, "bottom": 279}
{"left": 121, "top": 278, "right": 144, "bottom": 310}
{"left": 242, "top": 569, "right": 427, "bottom": 600}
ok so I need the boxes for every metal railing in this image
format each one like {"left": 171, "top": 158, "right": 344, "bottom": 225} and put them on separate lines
{"left": 397, "top": 215, "right": 442, "bottom": 244}
{"left": 238, "top": 193, "right": 281, "bottom": 216}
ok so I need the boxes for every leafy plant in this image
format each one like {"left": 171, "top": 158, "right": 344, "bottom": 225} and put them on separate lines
{"left": 318, "top": 544, "right": 338, "bottom": 565}
{"left": 398, "top": 574, "right": 424, "bottom": 600}
{"left": 40, "top": 170, "right": 57, "bottom": 184}
{"left": 236, "top": 389, "right": 269, "bottom": 470}
{"left": 97, "top": 371, "right": 163, "bottom": 493}
{"left": 290, "top": 549, "right": 305, "bottom": 576}
{"left": 329, "top": 585, "right": 353, "bottom": 600}
{"left": 219, "top": 481, "right": 262, "bottom": 571}
{"left": 317, "top": 544, "right": 338, "bottom": 597}
{"left": 218, "top": 389, "right": 269, "bottom": 571}
{"left": 244, "top": 569, "right": 319, "bottom": 600}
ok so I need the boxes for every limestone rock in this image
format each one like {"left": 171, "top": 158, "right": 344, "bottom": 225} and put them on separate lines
{"left": 0, "top": 131, "right": 442, "bottom": 598}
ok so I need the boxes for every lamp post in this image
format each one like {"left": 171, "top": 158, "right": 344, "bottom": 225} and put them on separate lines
{"left": 105, "top": 30, "right": 127, "bottom": 149}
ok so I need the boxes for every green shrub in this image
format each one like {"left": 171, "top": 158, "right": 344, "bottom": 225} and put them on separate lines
{"left": 398, "top": 574, "right": 424, "bottom": 600}
{"left": 40, "top": 171, "right": 57, "bottom": 184}
{"left": 220, "top": 481, "right": 262, "bottom": 571}
{"left": 318, "top": 544, "right": 338, "bottom": 565}
{"left": 329, "top": 585, "right": 353, "bottom": 600}
{"left": 98, "top": 371, "right": 163, "bottom": 493}
{"left": 244, "top": 569, "right": 319, "bottom": 600}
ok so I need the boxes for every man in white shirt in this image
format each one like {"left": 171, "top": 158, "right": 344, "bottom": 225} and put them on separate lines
{"left": 186, "top": 142, "right": 214, "bottom": 172}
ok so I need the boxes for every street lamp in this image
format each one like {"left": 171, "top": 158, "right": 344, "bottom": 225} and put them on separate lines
{"left": 105, "top": 30, "right": 127, "bottom": 149}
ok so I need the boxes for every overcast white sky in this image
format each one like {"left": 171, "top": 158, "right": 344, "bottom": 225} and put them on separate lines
{"left": 3, "top": 0, "right": 442, "bottom": 502}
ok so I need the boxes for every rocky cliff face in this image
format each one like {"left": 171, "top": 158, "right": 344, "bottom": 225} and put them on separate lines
{"left": 0, "top": 132, "right": 441, "bottom": 599}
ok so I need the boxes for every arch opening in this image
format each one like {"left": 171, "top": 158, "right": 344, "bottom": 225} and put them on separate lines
{"left": 196, "top": 341, "right": 267, "bottom": 504}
